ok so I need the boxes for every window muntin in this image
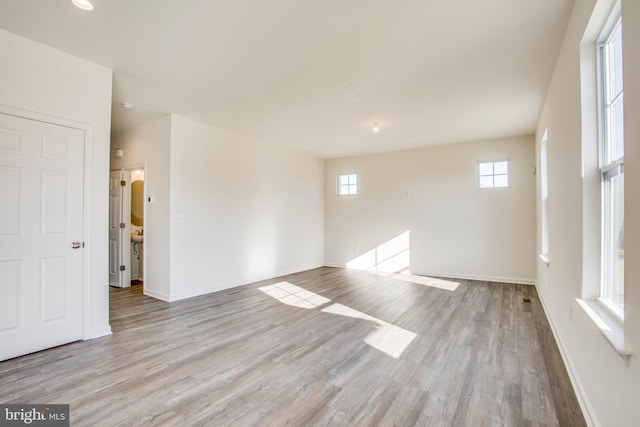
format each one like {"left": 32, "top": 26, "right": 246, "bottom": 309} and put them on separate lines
{"left": 478, "top": 160, "right": 509, "bottom": 188}
{"left": 337, "top": 173, "right": 358, "bottom": 196}
{"left": 598, "top": 13, "right": 624, "bottom": 317}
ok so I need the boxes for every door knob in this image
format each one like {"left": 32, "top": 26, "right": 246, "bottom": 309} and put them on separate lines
{"left": 71, "top": 242, "right": 81, "bottom": 249}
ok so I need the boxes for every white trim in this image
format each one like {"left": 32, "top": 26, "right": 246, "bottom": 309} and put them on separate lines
{"left": 144, "top": 288, "right": 170, "bottom": 302}
{"left": 86, "top": 325, "right": 112, "bottom": 339}
{"left": 324, "top": 263, "right": 535, "bottom": 285}
{"left": 596, "top": 4, "right": 624, "bottom": 327}
{"left": 164, "top": 264, "right": 325, "bottom": 302}
{"left": 114, "top": 162, "right": 148, "bottom": 294}
{"left": 0, "top": 103, "right": 112, "bottom": 340}
{"left": 576, "top": 298, "right": 630, "bottom": 364}
{"left": 536, "top": 286, "right": 598, "bottom": 427}
{"left": 540, "top": 130, "right": 550, "bottom": 257}
{"left": 168, "top": 279, "right": 248, "bottom": 302}
{"left": 402, "top": 270, "right": 535, "bottom": 285}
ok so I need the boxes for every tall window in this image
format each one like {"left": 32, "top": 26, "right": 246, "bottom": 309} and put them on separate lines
{"left": 337, "top": 173, "right": 358, "bottom": 196}
{"left": 598, "top": 12, "right": 624, "bottom": 317}
{"left": 540, "top": 131, "right": 549, "bottom": 261}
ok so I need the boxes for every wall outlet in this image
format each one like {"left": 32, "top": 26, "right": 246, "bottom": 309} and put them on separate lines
{"left": 465, "top": 253, "right": 471, "bottom": 261}
{"left": 352, "top": 247, "right": 358, "bottom": 254}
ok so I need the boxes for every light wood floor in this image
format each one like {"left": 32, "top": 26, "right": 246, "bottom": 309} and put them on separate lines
{"left": 0, "top": 267, "right": 586, "bottom": 426}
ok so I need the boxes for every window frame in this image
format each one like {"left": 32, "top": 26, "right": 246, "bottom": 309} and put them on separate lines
{"left": 337, "top": 172, "right": 358, "bottom": 196}
{"left": 540, "top": 130, "right": 550, "bottom": 264}
{"left": 596, "top": 7, "right": 624, "bottom": 320}
{"left": 477, "top": 159, "right": 510, "bottom": 189}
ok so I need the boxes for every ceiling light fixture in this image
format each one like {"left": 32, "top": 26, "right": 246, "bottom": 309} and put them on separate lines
{"left": 72, "top": 0, "right": 94, "bottom": 11}
{"left": 372, "top": 122, "right": 380, "bottom": 133}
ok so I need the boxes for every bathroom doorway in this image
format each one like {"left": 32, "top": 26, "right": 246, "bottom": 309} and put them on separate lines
{"left": 108, "top": 163, "right": 146, "bottom": 290}
{"left": 129, "top": 168, "right": 145, "bottom": 287}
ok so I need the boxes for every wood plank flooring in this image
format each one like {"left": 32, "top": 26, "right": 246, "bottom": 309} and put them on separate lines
{"left": 0, "top": 267, "right": 586, "bottom": 426}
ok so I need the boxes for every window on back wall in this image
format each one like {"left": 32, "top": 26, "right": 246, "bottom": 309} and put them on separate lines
{"left": 337, "top": 172, "right": 358, "bottom": 196}
{"left": 598, "top": 9, "right": 624, "bottom": 318}
{"left": 478, "top": 160, "right": 509, "bottom": 189}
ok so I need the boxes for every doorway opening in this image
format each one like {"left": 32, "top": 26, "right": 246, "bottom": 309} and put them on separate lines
{"left": 108, "top": 163, "right": 146, "bottom": 291}
{"left": 130, "top": 168, "right": 145, "bottom": 287}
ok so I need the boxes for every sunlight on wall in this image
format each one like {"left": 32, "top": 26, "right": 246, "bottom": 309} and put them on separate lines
{"left": 346, "top": 231, "right": 410, "bottom": 273}
{"left": 259, "top": 282, "right": 416, "bottom": 358}
{"left": 245, "top": 217, "right": 278, "bottom": 281}
{"left": 258, "top": 282, "right": 331, "bottom": 309}
{"left": 321, "top": 303, "right": 417, "bottom": 359}
{"left": 345, "top": 230, "right": 459, "bottom": 291}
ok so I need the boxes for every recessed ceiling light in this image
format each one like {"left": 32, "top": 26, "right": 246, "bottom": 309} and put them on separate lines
{"left": 120, "top": 102, "right": 134, "bottom": 110}
{"left": 72, "top": 0, "right": 94, "bottom": 11}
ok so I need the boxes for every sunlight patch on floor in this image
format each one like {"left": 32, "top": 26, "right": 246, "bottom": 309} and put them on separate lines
{"left": 259, "top": 282, "right": 417, "bottom": 358}
{"left": 321, "top": 303, "right": 416, "bottom": 359}
{"left": 258, "top": 282, "right": 331, "bottom": 309}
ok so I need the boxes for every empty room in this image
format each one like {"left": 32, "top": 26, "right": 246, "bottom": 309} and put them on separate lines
{"left": 0, "top": 0, "right": 638, "bottom": 426}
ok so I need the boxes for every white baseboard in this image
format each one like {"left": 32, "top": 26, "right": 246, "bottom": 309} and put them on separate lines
{"left": 86, "top": 325, "right": 112, "bottom": 340}
{"left": 144, "top": 288, "right": 170, "bottom": 302}
{"left": 324, "top": 264, "right": 535, "bottom": 285}
{"left": 535, "top": 284, "right": 598, "bottom": 427}
{"left": 414, "top": 271, "right": 535, "bottom": 285}
{"left": 167, "top": 264, "right": 326, "bottom": 302}
{"left": 168, "top": 280, "right": 246, "bottom": 302}
{"left": 324, "top": 263, "right": 345, "bottom": 269}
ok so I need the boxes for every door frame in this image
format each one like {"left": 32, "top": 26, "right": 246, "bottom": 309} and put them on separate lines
{"left": 120, "top": 162, "right": 146, "bottom": 292}
{"left": 0, "top": 104, "right": 97, "bottom": 341}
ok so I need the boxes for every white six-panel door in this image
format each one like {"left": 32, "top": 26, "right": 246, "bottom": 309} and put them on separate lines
{"left": 0, "top": 113, "right": 84, "bottom": 361}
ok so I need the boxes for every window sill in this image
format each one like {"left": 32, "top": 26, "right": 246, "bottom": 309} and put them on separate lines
{"left": 576, "top": 298, "right": 631, "bottom": 366}
{"left": 539, "top": 254, "right": 549, "bottom": 265}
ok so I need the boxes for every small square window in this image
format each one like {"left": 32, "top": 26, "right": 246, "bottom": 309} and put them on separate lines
{"left": 478, "top": 160, "right": 509, "bottom": 188}
{"left": 338, "top": 173, "right": 358, "bottom": 196}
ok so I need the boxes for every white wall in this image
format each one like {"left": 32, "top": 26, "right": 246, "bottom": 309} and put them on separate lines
{"left": 535, "top": 0, "right": 640, "bottom": 425}
{"left": 111, "top": 116, "right": 172, "bottom": 299}
{"left": 0, "top": 29, "right": 113, "bottom": 338}
{"left": 168, "top": 116, "right": 324, "bottom": 300}
{"left": 325, "top": 136, "right": 536, "bottom": 284}
{"left": 623, "top": 0, "right": 640, "bottom": 388}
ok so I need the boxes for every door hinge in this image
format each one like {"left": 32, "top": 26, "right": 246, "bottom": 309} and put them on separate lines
{"left": 120, "top": 180, "right": 126, "bottom": 186}
{"left": 120, "top": 265, "right": 126, "bottom": 271}
{"left": 120, "top": 222, "right": 126, "bottom": 229}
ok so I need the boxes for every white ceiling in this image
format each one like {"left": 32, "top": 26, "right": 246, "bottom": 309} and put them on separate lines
{"left": 0, "top": 0, "right": 574, "bottom": 158}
